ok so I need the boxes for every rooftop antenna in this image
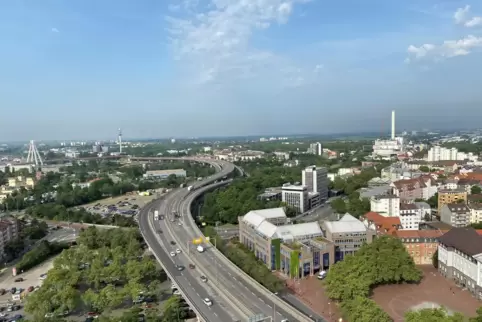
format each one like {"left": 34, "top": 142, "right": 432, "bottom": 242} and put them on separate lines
{"left": 118, "top": 128, "right": 123, "bottom": 154}
{"left": 26, "top": 140, "right": 43, "bottom": 167}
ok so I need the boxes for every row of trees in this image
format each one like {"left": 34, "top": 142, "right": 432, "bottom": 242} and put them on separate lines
{"left": 406, "top": 307, "right": 482, "bottom": 321}
{"left": 324, "top": 236, "right": 423, "bottom": 322}
{"left": 200, "top": 160, "right": 301, "bottom": 224}
{"left": 17, "top": 240, "right": 70, "bottom": 272}
{"left": 25, "top": 227, "right": 165, "bottom": 320}
{"left": 204, "top": 227, "right": 285, "bottom": 293}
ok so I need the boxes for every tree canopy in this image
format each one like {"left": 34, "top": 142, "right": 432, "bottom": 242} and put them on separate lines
{"left": 324, "top": 235, "right": 422, "bottom": 321}
{"left": 25, "top": 227, "right": 164, "bottom": 320}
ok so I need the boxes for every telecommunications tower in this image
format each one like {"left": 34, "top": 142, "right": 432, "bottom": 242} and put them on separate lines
{"left": 26, "top": 140, "right": 44, "bottom": 166}
{"left": 118, "top": 128, "right": 123, "bottom": 154}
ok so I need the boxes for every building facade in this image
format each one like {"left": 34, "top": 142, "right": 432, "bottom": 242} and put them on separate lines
{"left": 399, "top": 203, "right": 422, "bottom": 230}
{"left": 438, "top": 189, "right": 467, "bottom": 214}
{"left": 370, "top": 195, "right": 400, "bottom": 217}
{"left": 143, "top": 169, "right": 187, "bottom": 180}
{"left": 438, "top": 228, "right": 482, "bottom": 300}
{"left": 391, "top": 176, "right": 437, "bottom": 202}
{"left": 281, "top": 184, "right": 308, "bottom": 213}
{"left": 322, "top": 214, "right": 375, "bottom": 261}
{"left": 0, "top": 218, "right": 20, "bottom": 260}
{"left": 302, "top": 166, "right": 328, "bottom": 201}
{"left": 440, "top": 203, "right": 471, "bottom": 228}
{"left": 238, "top": 208, "right": 334, "bottom": 278}
{"left": 394, "top": 230, "right": 442, "bottom": 265}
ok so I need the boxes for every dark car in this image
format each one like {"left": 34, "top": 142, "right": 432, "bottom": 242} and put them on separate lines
{"left": 157, "top": 229, "right": 163, "bottom": 234}
{"left": 189, "top": 264, "right": 195, "bottom": 269}
{"left": 170, "top": 241, "right": 176, "bottom": 245}
{"left": 14, "top": 278, "right": 23, "bottom": 282}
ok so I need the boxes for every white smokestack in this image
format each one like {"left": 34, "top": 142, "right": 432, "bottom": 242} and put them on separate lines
{"left": 391, "top": 110, "right": 395, "bottom": 140}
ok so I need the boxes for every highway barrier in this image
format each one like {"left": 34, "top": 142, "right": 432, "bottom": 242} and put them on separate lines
{"left": 188, "top": 184, "right": 314, "bottom": 322}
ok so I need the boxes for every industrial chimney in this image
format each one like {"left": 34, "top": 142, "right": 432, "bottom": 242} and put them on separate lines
{"left": 391, "top": 110, "right": 395, "bottom": 140}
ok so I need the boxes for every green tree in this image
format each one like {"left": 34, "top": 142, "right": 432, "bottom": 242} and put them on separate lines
{"left": 419, "top": 165, "right": 431, "bottom": 172}
{"left": 162, "top": 296, "right": 189, "bottom": 322}
{"left": 471, "top": 185, "right": 482, "bottom": 194}
{"left": 432, "top": 249, "right": 438, "bottom": 269}
{"left": 405, "top": 307, "right": 465, "bottom": 321}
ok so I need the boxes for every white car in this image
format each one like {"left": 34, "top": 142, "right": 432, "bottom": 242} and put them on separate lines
{"left": 203, "top": 298, "right": 213, "bottom": 307}
{"left": 175, "top": 249, "right": 181, "bottom": 254}
{"left": 177, "top": 222, "right": 182, "bottom": 226}
{"left": 0, "top": 313, "right": 7, "bottom": 317}
{"left": 170, "top": 252, "right": 176, "bottom": 257}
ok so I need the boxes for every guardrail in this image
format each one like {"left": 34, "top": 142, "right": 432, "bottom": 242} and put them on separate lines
{"left": 141, "top": 199, "right": 209, "bottom": 322}
{"left": 187, "top": 184, "right": 314, "bottom": 322}
{"left": 162, "top": 195, "right": 253, "bottom": 320}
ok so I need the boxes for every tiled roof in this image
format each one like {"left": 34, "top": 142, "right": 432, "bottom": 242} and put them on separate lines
{"left": 393, "top": 230, "right": 444, "bottom": 239}
{"left": 362, "top": 212, "right": 401, "bottom": 234}
{"left": 392, "top": 175, "right": 435, "bottom": 192}
{"left": 438, "top": 227, "right": 482, "bottom": 256}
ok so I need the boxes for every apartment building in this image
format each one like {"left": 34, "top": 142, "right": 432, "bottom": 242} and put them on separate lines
{"left": 238, "top": 208, "right": 334, "bottom": 278}
{"left": 399, "top": 203, "right": 423, "bottom": 230}
{"left": 322, "top": 214, "right": 375, "bottom": 261}
{"left": 440, "top": 203, "right": 471, "bottom": 228}
{"left": 0, "top": 218, "right": 20, "bottom": 259}
{"left": 394, "top": 230, "right": 443, "bottom": 265}
{"left": 302, "top": 166, "right": 328, "bottom": 201}
{"left": 438, "top": 189, "right": 467, "bottom": 214}
{"left": 307, "top": 142, "right": 323, "bottom": 156}
{"left": 391, "top": 176, "right": 437, "bottom": 202}
{"left": 438, "top": 227, "right": 482, "bottom": 300}
{"left": 281, "top": 184, "right": 308, "bottom": 213}
{"left": 468, "top": 203, "right": 482, "bottom": 224}
{"left": 427, "top": 146, "right": 478, "bottom": 162}
{"left": 370, "top": 194, "right": 400, "bottom": 217}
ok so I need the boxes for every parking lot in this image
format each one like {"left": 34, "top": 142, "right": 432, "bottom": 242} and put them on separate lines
{"left": 78, "top": 192, "right": 160, "bottom": 221}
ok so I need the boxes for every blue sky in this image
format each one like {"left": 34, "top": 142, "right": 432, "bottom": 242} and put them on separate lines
{"left": 1, "top": 0, "right": 482, "bottom": 141}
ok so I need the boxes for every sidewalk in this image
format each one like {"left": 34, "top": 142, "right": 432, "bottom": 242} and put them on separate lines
{"left": 276, "top": 272, "right": 343, "bottom": 322}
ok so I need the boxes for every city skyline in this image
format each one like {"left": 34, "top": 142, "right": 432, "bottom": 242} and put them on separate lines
{"left": 1, "top": 0, "right": 482, "bottom": 140}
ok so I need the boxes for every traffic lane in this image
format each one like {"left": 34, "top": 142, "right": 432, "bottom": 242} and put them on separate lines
{"left": 141, "top": 228, "right": 227, "bottom": 322}
{"left": 140, "top": 208, "right": 228, "bottom": 322}
{"left": 167, "top": 213, "right": 272, "bottom": 320}
{"left": 157, "top": 213, "right": 246, "bottom": 322}
{"left": 150, "top": 217, "right": 233, "bottom": 321}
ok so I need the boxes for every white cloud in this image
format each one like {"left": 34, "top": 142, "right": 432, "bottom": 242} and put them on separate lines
{"left": 165, "top": 0, "right": 311, "bottom": 85}
{"left": 454, "top": 5, "right": 470, "bottom": 24}
{"left": 51, "top": 27, "right": 59, "bottom": 33}
{"left": 454, "top": 5, "right": 482, "bottom": 27}
{"left": 406, "top": 35, "right": 482, "bottom": 62}
{"left": 465, "top": 16, "right": 482, "bottom": 27}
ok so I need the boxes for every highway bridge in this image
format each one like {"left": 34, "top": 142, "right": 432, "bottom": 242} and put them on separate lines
{"left": 139, "top": 157, "right": 319, "bottom": 322}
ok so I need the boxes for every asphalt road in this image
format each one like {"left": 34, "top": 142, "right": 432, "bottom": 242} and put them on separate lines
{"left": 175, "top": 188, "right": 325, "bottom": 322}
{"left": 139, "top": 195, "right": 241, "bottom": 322}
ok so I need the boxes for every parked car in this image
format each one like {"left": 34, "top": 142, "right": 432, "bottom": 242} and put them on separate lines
{"left": 14, "top": 278, "right": 23, "bottom": 282}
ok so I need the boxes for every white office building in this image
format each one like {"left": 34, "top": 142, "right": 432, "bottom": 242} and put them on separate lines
{"left": 308, "top": 142, "right": 323, "bottom": 156}
{"left": 302, "top": 166, "right": 329, "bottom": 201}
{"left": 281, "top": 184, "right": 308, "bottom": 213}
{"left": 370, "top": 195, "right": 400, "bottom": 217}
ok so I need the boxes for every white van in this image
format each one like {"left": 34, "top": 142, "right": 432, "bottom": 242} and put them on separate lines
{"left": 317, "top": 270, "right": 327, "bottom": 280}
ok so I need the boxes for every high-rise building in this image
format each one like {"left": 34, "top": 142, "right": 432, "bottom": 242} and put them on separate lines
{"left": 302, "top": 166, "right": 329, "bottom": 201}
{"left": 308, "top": 142, "right": 323, "bottom": 156}
{"left": 281, "top": 184, "right": 308, "bottom": 213}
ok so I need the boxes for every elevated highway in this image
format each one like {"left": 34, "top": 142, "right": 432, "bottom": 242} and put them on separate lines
{"left": 139, "top": 157, "right": 320, "bottom": 322}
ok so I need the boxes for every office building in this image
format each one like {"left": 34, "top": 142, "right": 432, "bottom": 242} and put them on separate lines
{"left": 438, "top": 189, "right": 467, "bottom": 214}
{"left": 302, "top": 166, "right": 328, "bottom": 201}
{"left": 322, "top": 214, "right": 375, "bottom": 261}
{"left": 308, "top": 142, "right": 322, "bottom": 156}
{"left": 143, "top": 169, "right": 187, "bottom": 180}
{"left": 238, "top": 208, "right": 334, "bottom": 278}
{"left": 440, "top": 203, "right": 471, "bottom": 228}
{"left": 438, "top": 227, "right": 482, "bottom": 300}
{"left": 281, "top": 184, "right": 308, "bottom": 213}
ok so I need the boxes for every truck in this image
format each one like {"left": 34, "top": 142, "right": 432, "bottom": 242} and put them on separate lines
{"left": 154, "top": 210, "right": 159, "bottom": 220}
{"left": 196, "top": 245, "right": 204, "bottom": 253}
{"left": 187, "top": 185, "right": 193, "bottom": 191}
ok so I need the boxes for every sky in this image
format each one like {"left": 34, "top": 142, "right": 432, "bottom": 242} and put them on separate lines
{"left": 1, "top": 0, "right": 482, "bottom": 141}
